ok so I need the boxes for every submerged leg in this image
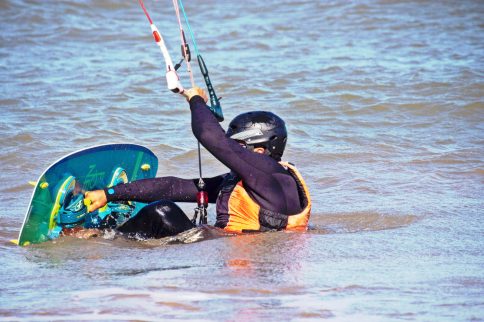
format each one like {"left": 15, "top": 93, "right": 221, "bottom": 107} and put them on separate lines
{"left": 117, "top": 200, "right": 195, "bottom": 239}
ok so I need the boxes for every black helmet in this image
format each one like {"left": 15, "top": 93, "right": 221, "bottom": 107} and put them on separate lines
{"left": 226, "top": 111, "right": 287, "bottom": 160}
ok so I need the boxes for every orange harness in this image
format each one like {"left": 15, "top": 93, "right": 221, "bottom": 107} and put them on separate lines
{"left": 224, "top": 162, "right": 311, "bottom": 233}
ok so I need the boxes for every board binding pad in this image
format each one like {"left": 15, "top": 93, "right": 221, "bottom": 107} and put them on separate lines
{"left": 16, "top": 144, "right": 158, "bottom": 246}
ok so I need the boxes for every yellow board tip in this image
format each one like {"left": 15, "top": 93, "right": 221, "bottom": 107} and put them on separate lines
{"left": 10, "top": 239, "right": 19, "bottom": 245}
{"left": 30, "top": 181, "right": 49, "bottom": 189}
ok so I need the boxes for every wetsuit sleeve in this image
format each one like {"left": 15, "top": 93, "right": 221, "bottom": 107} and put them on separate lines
{"left": 190, "top": 96, "right": 283, "bottom": 179}
{"left": 189, "top": 96, "right": 302, "bottom": 214}
{"left": 105, "top": 175, "right": 225, "bottom": 204}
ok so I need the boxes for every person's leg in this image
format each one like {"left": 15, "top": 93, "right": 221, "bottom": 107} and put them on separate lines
{"left": 117, "top": 200, "right": 195, "bottom": 238}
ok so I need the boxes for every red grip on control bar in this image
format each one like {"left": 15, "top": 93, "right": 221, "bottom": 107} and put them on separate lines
{"left": 197, "top": 191, "right": 208, "bottom": 207}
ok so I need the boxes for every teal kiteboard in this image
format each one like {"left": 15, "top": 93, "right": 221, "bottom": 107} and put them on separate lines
{"left": 15, "top": 144, "right": 158, "bottom": 246}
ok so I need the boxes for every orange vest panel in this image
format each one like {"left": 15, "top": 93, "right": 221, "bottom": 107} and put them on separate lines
{"left": 225, "top": 182, "right": 261, "bottom": 232}
{"left": 224, "top": 162, "right": 311, "bottom": 233}
{"left": 282, "top": 162, "right": 311, "bottom": 231}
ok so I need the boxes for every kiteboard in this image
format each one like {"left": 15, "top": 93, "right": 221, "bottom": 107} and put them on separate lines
{"left": 14, "top": 144, "right": 158, "bottom": 246}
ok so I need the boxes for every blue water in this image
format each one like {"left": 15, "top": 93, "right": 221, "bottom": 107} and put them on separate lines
{"left": 0, "top": 0, "right": 483, "bottom": 320}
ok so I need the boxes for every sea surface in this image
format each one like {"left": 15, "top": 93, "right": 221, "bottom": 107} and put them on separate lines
{"left": 0, "top": 0, "right": 483, "bottom": 321}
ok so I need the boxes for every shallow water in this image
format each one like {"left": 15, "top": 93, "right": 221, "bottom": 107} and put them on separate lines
{"left": 0, "top": 0, "right": 483, "bottom": 321}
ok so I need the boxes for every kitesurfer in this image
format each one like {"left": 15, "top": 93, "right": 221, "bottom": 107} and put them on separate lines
{"left": 85, "top": 87, "right": 311, "bottom": 238}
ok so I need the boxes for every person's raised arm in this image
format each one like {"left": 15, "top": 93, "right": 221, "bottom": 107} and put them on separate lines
{"left": 187, "top": 89, "right": 285, "bottom": 188}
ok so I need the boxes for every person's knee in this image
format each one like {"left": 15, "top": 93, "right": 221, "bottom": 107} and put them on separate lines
{"left": 149, "top": 200, "right": 185, "bottom": 221}
{"left": 149, "top": 200, "right": 194, "bottom": 232}
{"left": 118, "top": 200, "right": 194, "bottom": 238}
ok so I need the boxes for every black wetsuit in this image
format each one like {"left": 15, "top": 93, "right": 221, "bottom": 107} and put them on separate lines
{"left": 109, "top": 96, "right": 303, "bottom": 238}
